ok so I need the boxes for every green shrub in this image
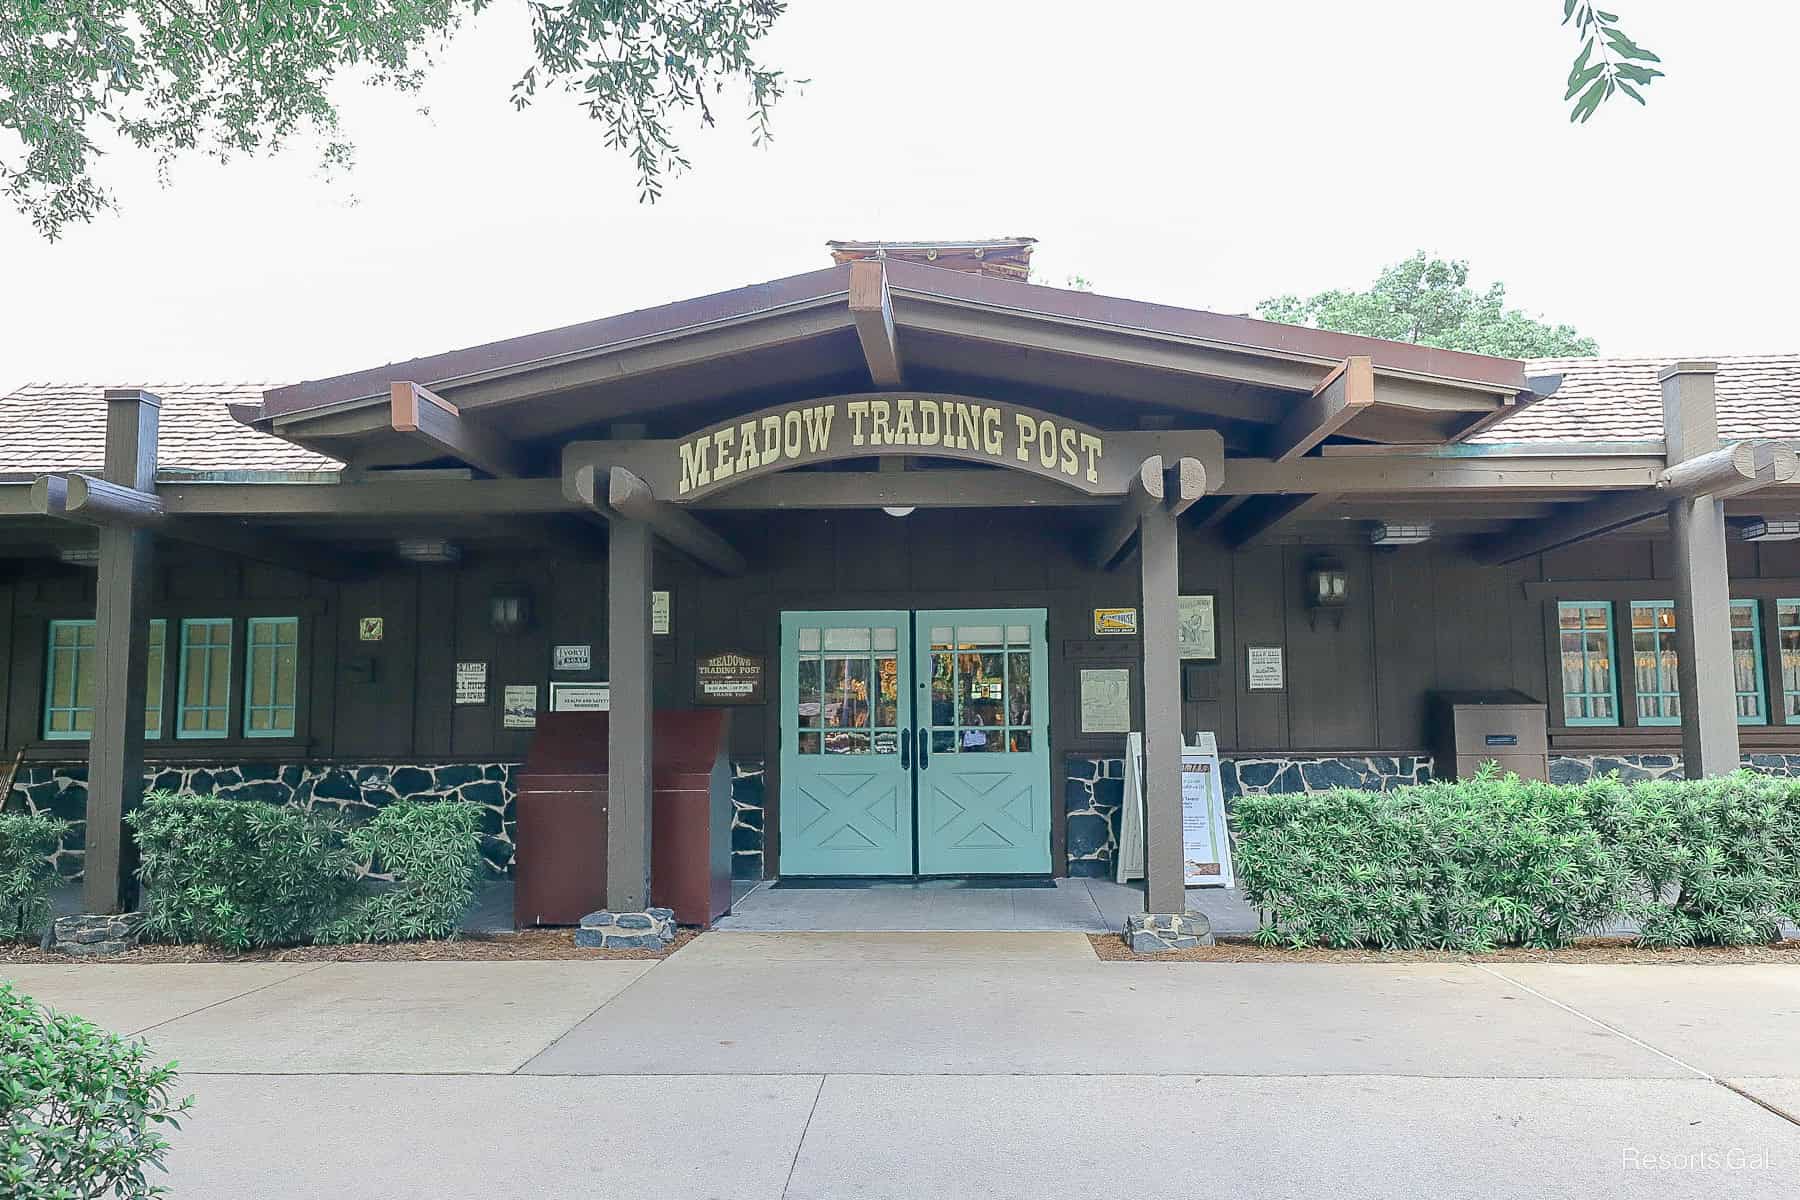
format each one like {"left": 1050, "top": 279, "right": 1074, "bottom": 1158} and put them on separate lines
{"left": 1235, "top": 769, "right": 1628, "bottom": 951}
{"left": 320, "top": 801, "right": 483, "bottom": 943}
{"left": 1586, "top": 772, "right": 1800, "bottom": 947}
{"left": 1, "top": 982, "right": 191, "bottom": 1199}
{"left": 128, "top": 792, "right": 357, "bottom": 951}
{"left": 0, "top": 813, "right": 68, "bottom": 942}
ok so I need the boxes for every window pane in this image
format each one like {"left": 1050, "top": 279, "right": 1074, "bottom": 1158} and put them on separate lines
{"left": 874, "top": 655, "right": 898, "bottom": 727}
{"left": 872, "top": 626, "right": 897, "bottom": 652}
{"left": 178, "top": 619, "right": 232, "bottom": 738}
{"left": 797, "top": 627, "right": 820, "bottom": 652}
{"left": 796, "top": 658, "right": 821, "bottom": 728}
{"left": 145, "top": 621, "right": 165, "bottom": 738}
{"left": 823, "top": 627, "right": 871, "bottom": 652}
{"left": 957, "top": 625, "right": 1004, "bottom": 646}
{"left": 1007, "top": 651, "right": 1032, "bottom": 725}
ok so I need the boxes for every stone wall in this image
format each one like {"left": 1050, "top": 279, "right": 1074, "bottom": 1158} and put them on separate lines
{"left": 1065, "top": 753, "right": 1434, "bottom": 879}
{"left": 5, "top": 762, "right": 520, "bottom": 879}
{"left": 730, "top": 763, "right": 766, "bottom": 880}
{"left": 1550, "top": 753, "right": 1800, "bottom": 783}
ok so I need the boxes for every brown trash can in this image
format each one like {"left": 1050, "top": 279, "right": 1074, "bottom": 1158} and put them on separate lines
{"left": 512, "top": 709, "right": 735, "bottom": 929}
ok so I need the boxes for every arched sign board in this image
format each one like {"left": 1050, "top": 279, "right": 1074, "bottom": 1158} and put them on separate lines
{"left": 562, "top": 393, "right": 1225, "bottom": 504}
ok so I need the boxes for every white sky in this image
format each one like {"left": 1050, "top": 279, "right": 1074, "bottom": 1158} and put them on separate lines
{"left": 1, "top": 0, "right": 1794, "bottom": 396}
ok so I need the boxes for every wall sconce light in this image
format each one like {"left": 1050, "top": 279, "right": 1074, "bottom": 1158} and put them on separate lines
{"left": 1305, "top": 556, "right": 1349, "bottom": 629}
{"left": 1739, "top": 518, "right": 1800, "bottom": 542}
{"left": 489, "top": 584, "right": 534, "bottom": 636}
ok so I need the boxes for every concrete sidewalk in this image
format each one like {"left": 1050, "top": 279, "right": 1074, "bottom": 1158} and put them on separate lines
{"left": 7, "top": 934, "right": 1800, "bottom": 1198}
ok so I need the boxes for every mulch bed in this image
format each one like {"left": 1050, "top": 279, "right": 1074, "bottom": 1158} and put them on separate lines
{"left": 1089, "top": 934, "right": 1800, "bottom": 964}
{"left": 0, "top": 928, "right": 699, "bottom": 965}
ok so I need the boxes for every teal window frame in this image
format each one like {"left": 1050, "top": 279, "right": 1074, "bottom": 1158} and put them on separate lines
{"left": 242, "top": 617, "right": 300, "bottom": 738}
{"left": 1631, "top": 599, "right": 1766, "bottom": 727}
{"left": 1780, "top": 599, "right": 1800, "bottom": 722}
{"left": 176, "top": 618, "right": 234, "bottom": 740}
{"left": 42, "top": 620, "right": 97, "bottom": 740}
{"left": 1630, "top": 601, "right": 1681, "bottom": 726}
{"left": 1557, "top": 601, "right": 1619, "bottom": 727}
{"left": 42, "top": 619, "right": 166, "bottom": 740}
{"left": 1730, "top": 599, "right": 1767, "bottom": 725}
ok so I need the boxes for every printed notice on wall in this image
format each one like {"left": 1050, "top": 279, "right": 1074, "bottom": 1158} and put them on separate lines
{"left": 502, "top": 685, "right": 538, "bottom": 729}
{"left": 454, "top": 661, "right": 488, "bottom": 705}
{"left": 652, "top": 590, "right": 672, "bottom": 635}
{"left": 1245, "top": 644, "right": 1285, "bottom": 691}
{"left": 1079, "top": 668, "right": 1131, "bottom": 733}
{"left": 549, "top": 682, "right": 610, "bottom": 712}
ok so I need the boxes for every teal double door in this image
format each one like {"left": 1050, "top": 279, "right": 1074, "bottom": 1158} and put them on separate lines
{"left": 778, "top": 608, "right": 1051, "bottom": 877}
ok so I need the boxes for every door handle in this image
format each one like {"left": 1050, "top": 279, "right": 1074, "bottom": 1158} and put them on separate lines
{"left": 900, "top": 726, "right": 912, "bottom": 769}
{"left": 917, "top": 727, "right": 930, "bottom": 770}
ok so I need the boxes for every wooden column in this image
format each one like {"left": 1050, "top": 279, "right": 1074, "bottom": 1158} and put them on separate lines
{"left": 1660, "top": 362, "right": 1738, "bottom": 777}
{"left": 84, "top": 389, "right": 159, "bottom": 913}
{"left": 605, "top": 517, "right": 655, "bottom": 911}
{"left": 1139, "top": 500, "right": 1185, "bottom": 914}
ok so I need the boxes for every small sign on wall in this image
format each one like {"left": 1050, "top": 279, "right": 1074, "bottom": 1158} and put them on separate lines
{"left": 553, "top": 643, "right": 591, "bottom": 672}
{"left": 695, "top": 651, "right": 765, "bottom": 704}
{"left": 1093, "top": 607, "right": 1139, "bottom": 636}
{"left": 549, "top": 682, "right": 610, "bottom": 712}
{"left": 1079, "top": 667, "right": 1132, "bottom": 733}
{"left": 652, "top": 590, "right": 672, "bottom": 635}
{"left": 1178, "top": 594, "right": 1217, "bottom": 661}
{"left": 502, "top": 685, "right": 538, "bottom": 729}
{"left": 454, "top": 661, "right": 488, "bottom": 705}
{"left": 1245, "top": 643, "right": 1286, "bottom": 691}
{"left": 358, "top": 616, "right": 384, "bottom": 642}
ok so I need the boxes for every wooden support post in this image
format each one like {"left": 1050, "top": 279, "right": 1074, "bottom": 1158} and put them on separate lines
{"left": 1661, "top": 362, "right": 1738, "bottom": 778}
{"left": 84, "top": 389, "right": 159, "bottom": 914}
{"left": 1139, "top": 498, "right": 1185, "bottom": 914}
{"left": 848, "top": 258, "right": 903, "bottom": 388}
{"left": 606, "top": 517, "right": 655, "bottom": 911}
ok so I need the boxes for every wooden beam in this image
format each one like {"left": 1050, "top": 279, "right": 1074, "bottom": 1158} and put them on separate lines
{"left": 570, "top": 464, "right": 747, "bottom": 576}
{"left": 1092, "top": 457, "right": 1165, "bottom": 570}
{"left": 154, "top": 477, "right": 575, "bottom": 516}
{"left": 1222, "top": 453, "right": 1663, "bottom": 494}
{"left": 1270, "top": 356, "right": 1374, "bottom": 461}
{"left": 390, "top": 381, "right": 528, "bottom": 478}
{"left": 1219, "top": 493, "right": 1338, "bottom": 548}
{"left": 694, "top": 469, "right": 1114, "bottom": 510}
{"left": 1659, "top": 439, "right": 1798, "bottom": 499}
{"left": 30, "top": 474, "right": 165, "bottom": 526}
{"left": 85, "top": 389, "right": 159, "bottom": 914}
{"left": 1165, "top": 456, "right": 1208, "bottom": 517}
{"left": 849, "top": 258, "right": 903, "bottom": 387}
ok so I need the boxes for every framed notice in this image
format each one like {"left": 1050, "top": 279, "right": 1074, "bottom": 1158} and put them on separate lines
{"left": 454, "top": 661, "right": 488, "bottom": 705}
{"left": 1079, "top": 667, "right": 1132, "bottom": 733}
{"left": 502, "top": 685, "right": 538, "bottom": 729}
{"left": 1093, "top": 607, "right": 1139, "bottom": 636}
{"left": 1178, "top": 593, "right": 1217, "bottom": 661}
{"left": 552, "top": 643, "right": 591, "bottom": 672}
{"left": 652, "top": 590, "right": 672, "bottom": 635}
{"left": 549, "top": 682, "right": 610, "bottom": 712}
{"left": 695, "top": 651, "right": 765, "bottom": 705}
{"left": 1245, "top": 643, "right": 1285, "bottom": 691}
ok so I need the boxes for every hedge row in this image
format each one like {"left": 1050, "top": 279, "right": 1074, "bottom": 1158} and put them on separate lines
{"left": 1234, "top": 768, "right": 1800, "bottom": 951}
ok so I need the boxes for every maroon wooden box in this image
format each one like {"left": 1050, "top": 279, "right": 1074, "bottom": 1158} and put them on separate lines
{"left": 512, "top": 709, "right": 733, "bottom": 929}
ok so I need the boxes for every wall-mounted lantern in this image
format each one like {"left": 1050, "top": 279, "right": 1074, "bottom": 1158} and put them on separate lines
{"left": 489, "top": 584, "right": 534, "bottom": 636}
{"left": 1305, "top": 556, "right": 1349, "bottom": 629}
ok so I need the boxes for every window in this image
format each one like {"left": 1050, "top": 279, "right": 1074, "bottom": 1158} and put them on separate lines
{"left": 177, "top": 619, "right": 233, "bottom": 738}
{"left": 928, "top": 623, "right": 1035, "bottom": 754}
{"left": 1557, "top": 602, "right": 1618, "bottom": 726}
{"left": 243, "top": 617, "right": 300, "bottom": 737}
{"left": 1781, "top": 600, "right": 1800, "bottom": 721}
{"left": 42, "top": 619, "right": 166, "bottom": 740}
{"left": 1731, "top": 600, "right": 1767, "bottom": 725}
{"left": 1631, "top": 602, "right": 1681, "bottom": 725}
{"left": 42, "top": 621, "right": 97, "bottom": 739}
{"left": 1631, "top": 600, "right": 1765, "bottom": 726}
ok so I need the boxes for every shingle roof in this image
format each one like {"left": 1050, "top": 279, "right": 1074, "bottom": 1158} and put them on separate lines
{"left": 0, "top": 383, "right": 339, "bottom": 474}
{"left": 1476, "top": 354, "right": 1800, "bottom": 444}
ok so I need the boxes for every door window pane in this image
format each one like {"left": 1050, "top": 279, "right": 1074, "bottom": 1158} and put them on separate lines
{"left": 928, "top": 621, "right": 1037, "bottom": 755}
{"left": 793, "top": 621, "right": 901, "bottom": 756}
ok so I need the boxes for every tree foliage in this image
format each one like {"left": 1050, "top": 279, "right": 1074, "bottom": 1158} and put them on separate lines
{"left": 1256, "top": 252, "right": 1599, "bottom": 358}
{"left": 0, "top": 0, "right": 790, "bottom": 237}
{"left": 1562, "top": 1, "right": 1662, "bottom": 122}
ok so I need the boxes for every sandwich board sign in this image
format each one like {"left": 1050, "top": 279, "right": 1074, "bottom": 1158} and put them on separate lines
{"left": 1115, "top": 730, "right": 1235, "bottom": 889}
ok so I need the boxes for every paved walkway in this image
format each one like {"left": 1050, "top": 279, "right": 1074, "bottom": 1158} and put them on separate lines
{"left": 7, "top": 935, "right": 1800, "bottom": 1197}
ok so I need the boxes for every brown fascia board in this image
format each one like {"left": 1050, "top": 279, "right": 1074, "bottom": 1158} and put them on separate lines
{"left": 259, "top": 265, "right": 855, "bottom": 420}
{"left": 259, "top": 257, "right": 1535, "bottom": 427}
{"left": 878, "top": 260, "right": 1533, "bottom": 396}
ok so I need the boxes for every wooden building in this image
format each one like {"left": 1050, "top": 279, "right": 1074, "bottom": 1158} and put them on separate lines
{"left": 4, "top": 240, "right": 1799, "bottom": 918}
